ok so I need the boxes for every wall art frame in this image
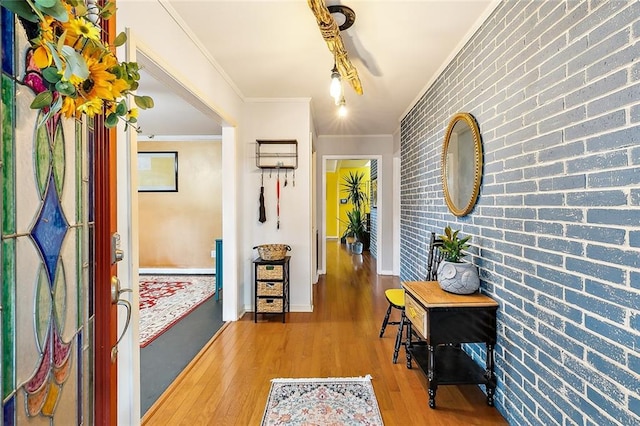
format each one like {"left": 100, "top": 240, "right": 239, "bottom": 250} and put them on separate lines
{"left": 138, "top": 151, "right": 179, "bottom": 192}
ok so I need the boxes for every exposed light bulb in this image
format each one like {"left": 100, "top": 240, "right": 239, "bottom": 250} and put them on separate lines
{"left": 338, "top": 97, "right": 347, "bottom": 117}
{"left": 330, "top": 65, "right": 342, "bottom": 102}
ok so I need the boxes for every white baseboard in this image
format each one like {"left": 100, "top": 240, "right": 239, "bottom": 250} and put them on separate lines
{"left": 379, "top": 269, "right": 395, "bottom": 276}
{"left": 244, "top": 304, "right": 313, "bottom": 313}
{"left": 139, "top": 268, "right": 215, "bottom": 275}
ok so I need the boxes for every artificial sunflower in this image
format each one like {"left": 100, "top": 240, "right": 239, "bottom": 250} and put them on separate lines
{"left": 76, "top": 97, "right": 103, "bottom": 117}
{"left": 67, "top": 17, "right": 100, "bottom": 42}
{"left": 5, "top": 0, "right": 154, "bottom": 131}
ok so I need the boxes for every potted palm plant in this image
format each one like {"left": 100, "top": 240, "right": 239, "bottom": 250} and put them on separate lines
{"left": 436, "top": 226, "right": 480, "bottom": 294}
{"left": 340, "top": 171, "right": 369, "bottom": 254}
{"left": 341, "top": 210, "right": 366, "bottom": 254}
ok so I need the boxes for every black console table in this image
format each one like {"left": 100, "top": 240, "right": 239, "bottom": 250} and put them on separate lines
{"left": 402, "top": 281, "right": 498, "bottom": 409}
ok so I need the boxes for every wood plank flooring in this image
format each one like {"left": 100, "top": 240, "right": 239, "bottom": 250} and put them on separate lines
{"left": 142, "top": 241, "right": 508, "bottom": 425}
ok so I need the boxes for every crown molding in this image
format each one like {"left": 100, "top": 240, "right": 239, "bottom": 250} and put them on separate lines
{"left": 137, "top": 135, "right": 222, "bottom": 142}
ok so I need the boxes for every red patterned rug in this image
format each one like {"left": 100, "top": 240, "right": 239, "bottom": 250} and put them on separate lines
{"left": 139, "top": 275, "right": 216, "bottom": 347}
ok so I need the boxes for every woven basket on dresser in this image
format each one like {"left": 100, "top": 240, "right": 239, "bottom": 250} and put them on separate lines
{"left": 257, "top": 298, "right": 283, "bottom": 312}
{"left": 257, "top": 264, "right": 283, "bottom": 280}
{"left": 253, "top": 244, "right": 291, "bottom": 261}
{"left": 257, "top": 281, "right": 283, "bottom": 297}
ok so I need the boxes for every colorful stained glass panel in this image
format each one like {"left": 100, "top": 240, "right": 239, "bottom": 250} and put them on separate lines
{"left": 2, "top": 9, "right": 94, "bottom": 424}
{"left": 1, "top": 7, "right": 14, "bottom": 75}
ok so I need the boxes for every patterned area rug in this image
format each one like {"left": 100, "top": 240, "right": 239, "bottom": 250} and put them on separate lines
{"left": 261, "top": 375, "right": 384, "bottom": 425}
{"left": 139, "top": 275, "right": 216, "bottom": 347}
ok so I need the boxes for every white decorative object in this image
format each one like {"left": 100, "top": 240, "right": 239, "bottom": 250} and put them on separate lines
{"left": 86, "top": 0, "right": 100, "bottom": 25}
{"left": 351, "top": 241, "right": 363, "bottom": 255}
{"left": 437, "top": 261, "right": 480, "bottom": 294}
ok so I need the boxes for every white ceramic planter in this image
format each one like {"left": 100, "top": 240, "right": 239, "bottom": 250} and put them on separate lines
{"left": 436, "top": 261, "right": 480, "bottom": 294}
{"left": 351, "top": 241, "right": 364, "bottom": 255}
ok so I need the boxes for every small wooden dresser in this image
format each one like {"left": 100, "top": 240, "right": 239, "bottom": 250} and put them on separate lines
{"left": 253, "top": 256, "right": 290, "bottom": 323}
{"left": 402, "top": 280, "right": 498, "bottom": 408}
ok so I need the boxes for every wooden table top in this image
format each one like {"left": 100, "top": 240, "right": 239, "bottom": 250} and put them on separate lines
{"left": 402, "top": 281, "right": 498, "bottom": 308}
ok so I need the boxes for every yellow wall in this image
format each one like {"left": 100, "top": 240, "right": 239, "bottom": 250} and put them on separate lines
{"left": 138, "top": 141, "right": 222, "bottom": 268}
{"left": 326, "top": 171, "right": 339, "bottom": 237}
{"left": 327, "top": 166, "right": 370, "bottom": 239}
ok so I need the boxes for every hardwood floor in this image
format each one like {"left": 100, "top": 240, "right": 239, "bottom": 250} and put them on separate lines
{"left": 142, "top": 241, "right": 508, "bottom": 425}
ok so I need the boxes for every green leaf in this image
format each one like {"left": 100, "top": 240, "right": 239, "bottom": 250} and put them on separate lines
{"left": 101, "top": 1, "right": 116, "bottom": 19}
{"left": 134, "top": 95, "right": 154, "bottom": 110}
{"left": 1, "top": 0, "right": 40, "bottom": 22}
{"left": 34, "top": 0, "right": 56, "bottom": 8}
{"left": 115, "top": 100, "right": 127, "bottom": 116}
{"left": 60, "top": 45, "right": 89, "bottom": 80}
{"left": 30, "top": 91, "right": 54, "bottom": 109}
{"left": 55, "top": 80, "right": 76, "bottom": 96}
{"left": 105, "top": 113, "right": 119, "bottom": 128}
{"left": 39, "top": 0, "right": 69, "bottom": 22}
{"left": 42, "top": 67, "right": 61, "bottom": 83}
{"left": 72, "top": 2, "right": 86, "bottom": 15}
{"left": 114, "top": 32, "right": 128, "bottom": 47}
{"left": 36, "top": 95, "right": 62, "bottom": 127}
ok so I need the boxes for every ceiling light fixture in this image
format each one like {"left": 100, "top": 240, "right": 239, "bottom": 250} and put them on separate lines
{"left": 330, "top": 63, "right": 342, "bottom": 103}
{"left": 327, "top": 5, "right": 356, "bottom": 31}
{"left": 338, "top": 97, "right": 347, "bottom": 117}
{"left": 308, "top": 0, "right": 363, "bottom": 96}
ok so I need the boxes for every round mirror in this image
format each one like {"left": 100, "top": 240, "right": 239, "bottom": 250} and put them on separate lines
{"left": 442, "top": 112, "right": 483, "bottom": 216}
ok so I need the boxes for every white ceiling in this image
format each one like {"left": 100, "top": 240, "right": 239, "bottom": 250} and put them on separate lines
{"left": 134, "top": 0, "right": 497, "bottom": 138}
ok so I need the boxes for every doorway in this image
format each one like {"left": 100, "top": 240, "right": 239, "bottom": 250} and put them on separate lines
{"left": 321, "top": 155, "right": 383, "bottom": 276}
{"left": 114, "top": 40, "right": 237, "bottom": 422}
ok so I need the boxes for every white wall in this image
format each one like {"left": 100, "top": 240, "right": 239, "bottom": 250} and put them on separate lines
{"left": 315, "top": 135, "right": 395, "bottom": 274}
{"left": 242, "top": 100, "right": 314, "bottom": 312}
{"left": 118, "top": 1, "right": 243, "bottom": 126}
{"left": 117, "top": 2, "right": 246, "bottom": 422}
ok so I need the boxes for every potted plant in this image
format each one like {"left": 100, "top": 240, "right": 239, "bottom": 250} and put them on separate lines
{"left": 340, "top": 171, "right": 369, "bottom": 254}
{"left": 341, "top": 171, "right": 368, "bottom": 211}
{"left": 341, "top": 210, "right": 366, "bottom": 254}
{"left": 436, "top": 226, "right": 480, "bottom": 294}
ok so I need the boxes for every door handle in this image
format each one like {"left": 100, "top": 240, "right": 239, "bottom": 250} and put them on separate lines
{"left": 110, "top": 276, "right": 133, "bottom": 362}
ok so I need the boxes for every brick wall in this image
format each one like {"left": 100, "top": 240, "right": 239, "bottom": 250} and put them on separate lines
{"left": 400, "top": 1, "right": 640, "bottom": 424}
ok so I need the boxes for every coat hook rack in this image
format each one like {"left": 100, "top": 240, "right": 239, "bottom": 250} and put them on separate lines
{"left": 256, "top": 140, "right": 298, "bottom": 170}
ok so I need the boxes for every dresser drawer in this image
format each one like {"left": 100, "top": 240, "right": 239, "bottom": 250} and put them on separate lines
{"left": 257, "top": 298, "right": 283, "bottom": 313}
{"left": 257, "top": 281, "right": 284, "bottom": 297}
{"left": 257, "top": 264, "right": 283, "bottom": 280}
{"left": 405, "top": 293, "right": 428, "bottom": 338}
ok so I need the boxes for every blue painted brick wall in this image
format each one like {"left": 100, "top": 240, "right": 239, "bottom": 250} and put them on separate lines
{"left": 400, "top": 1, "right": 640, "bottom": 424}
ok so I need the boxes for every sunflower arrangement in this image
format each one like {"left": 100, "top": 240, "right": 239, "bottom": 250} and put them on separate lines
{"left": 4, "top": 0, "right": 153, "bottom": 130}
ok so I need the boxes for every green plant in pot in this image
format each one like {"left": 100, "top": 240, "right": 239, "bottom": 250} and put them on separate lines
{"left": 436, "top": 226, "right": 480, "bottom": 294}
{"left": 339, "top": 171, "right": 369, "bottom": 254}
{"left": 341, "top": 210, "right": 366, "bottom": 254}
{"left": 341, "top": 171, "right": 368, "bottom": 212}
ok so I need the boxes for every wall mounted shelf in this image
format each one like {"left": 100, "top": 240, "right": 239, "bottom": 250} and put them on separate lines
{"left": 256, "top": 140, "right": 298, "bottom": 170}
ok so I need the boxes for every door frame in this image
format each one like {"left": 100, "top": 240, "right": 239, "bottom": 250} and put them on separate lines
{"left": 115, "top": 30, "right": 240, "bottom": 423}
{"left": 321, "top": 155, "right": 383, "bottom": 275}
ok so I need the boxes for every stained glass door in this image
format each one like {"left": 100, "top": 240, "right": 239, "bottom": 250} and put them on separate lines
{"left": 1, "top": 7, "right": 95, "bottom": 425}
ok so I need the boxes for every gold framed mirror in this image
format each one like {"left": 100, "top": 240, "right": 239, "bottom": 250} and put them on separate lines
{"left": 442, "top": 112, "right": 483, "bottom": 216}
